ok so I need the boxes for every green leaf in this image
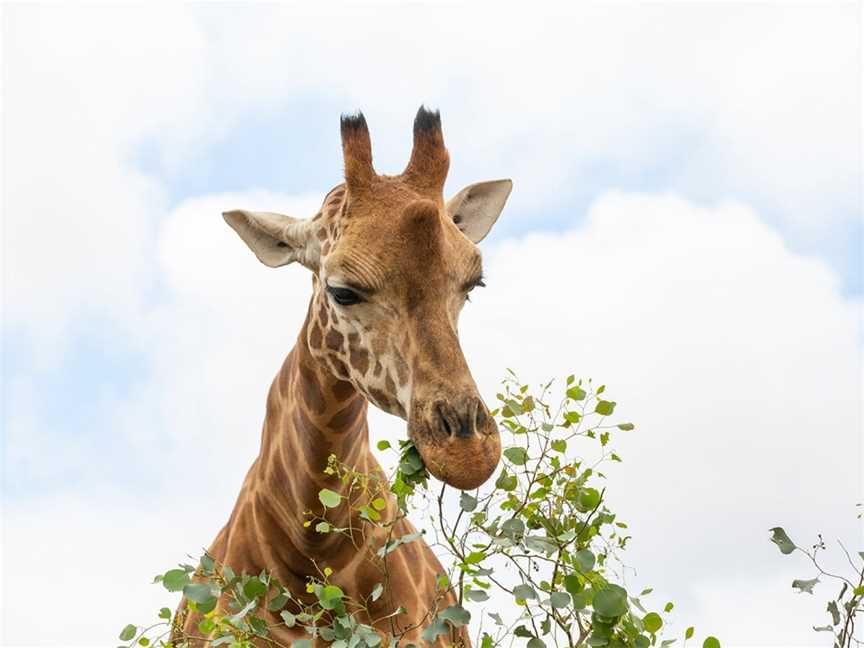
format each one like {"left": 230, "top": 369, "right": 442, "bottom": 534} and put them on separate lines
{"left": 198, "top": 617, "right": 216, "bottom": 635}
{"left": 593, "top": 585, "right": 628, "bottom": 617}
{"left": 576, "top": 487, "right": 601, "bottom": 512}
{"left": 567, "top": 386, "right": 587, "bottom": 401}
{"left": 319, "top": 584, "right": 345, "bottom": 610}
{"left": 183, "top": 583, "right": 215, "bottom": 604}
{"left": 617, "top": 423, "right": 635, "bottom": 431}
{"left": 828, "top": 600, "right": 841, "bottom": 625}
{"left": 439, "top": 604, "right": 471, "bottom": 627}
{"left": 199, "top": 553, "right": 215, "bottom": 574}
{"left": 315, "top": 521, "right": 331, "bottom": 533}
{"left": 376, "top": 440, "right": 391, "bottom": 451}
{"left": 503, "top": 447, "right": 529, "bottom": 466}
{"left": 119, "top": 625, "right": 137, "bottom": 642}
{"left": 685, "top": 627, "right": 694, "bottom": 640}
{"left": 371, "top": 583, "right": 384, "bottom": 602}
{"left": 702, "top": 638, "right": 720, "bottom": 648}
{"left": 513, "top": 583, "right": 538, "bottom": 600}
{"left": 466, "top": 588, "right": 490, "bottom": 602}
{"left": 501, "top": 518, "right": 525, "bottom": 538}
{"left": 564, "top": 411, "right": 582, "bottom": 424}
{"left": 267, "top": 593, "right": 289, "bottom": 611}
{"left": 564, "top": 574, "right": 583, "bottom": 595}
{"left": 158, "top": 608, "right": 171, "bottom": 621}
{"left": 460, "top": 492, "right": 478, "bottom": 512}
{"left": 575, "top": 548, "right": 596, "bottom": 573}
{"left": 664, "top": 601, "right": 674, "bottom": 613}
{"left": 421, "top": 618, "right": 449, "bottom": 643}
{"left": 280, "top": 610, "right": 296, "bottom": 627}
{"left": 513, "top": 625, "right": 534, "bottom": 638}
{"left": 465, "top": 551, "right": 486, "bottom": 564}
{"left": 769, "top": 527, "right": 796, "bottom": 555}
{"left": 248, "top": 616, "right": 268, "bottom": 637}
{"left": 243, "top": 577, "right": 267, "bottom": 600}
{"left": 318, "top": 488, "right": 341, "bottom": 508}
{"left": 162, "top": 569, "right": 190, "bottom": 592}
{"left": 292, "top": 640, "right": 312, "bottom": 648}
{"left": 792, "top": 577, "right": 819, "bottom": 594}
{"left": 495, "top": 470, "right": 517, "bottom": 491}
{"left": 643, "top": 612, "right": 663, "bottom": 633}
{"left": 551, "top": 439, "right": 567, "bottom": 453}
{"left": 527, "top": 639, "right": 546, "bottom": 648}
{"left": 595, "top": 400, "right": 616, "bottom": 416}
{"left": 371, "top": 497, "right": 387, "bottom": 511}
{"left": 549, "top": 591, "right": 570, "bottom": 608}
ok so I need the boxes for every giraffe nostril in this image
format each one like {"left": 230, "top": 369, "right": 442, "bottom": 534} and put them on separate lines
{"left": 474, "top": 399, "right": 487, "bottom": 430}
{"left": 437, "top": 404, "right": 454, "bottom": 437}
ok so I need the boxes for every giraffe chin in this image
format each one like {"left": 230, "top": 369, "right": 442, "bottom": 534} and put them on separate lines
{"left": 412, "top": 431, "right": 502, "bottom": 491}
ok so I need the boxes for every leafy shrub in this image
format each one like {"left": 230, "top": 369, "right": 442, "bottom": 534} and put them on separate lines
{"left": 119, "top": 373, "right": 719, "bottom": 648}
{"left": 770, "top": 514, "right": 863, "bottom": 646}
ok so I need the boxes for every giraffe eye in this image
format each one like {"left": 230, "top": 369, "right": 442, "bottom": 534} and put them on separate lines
{"left": 464, "top": 277, "right": 486, "bottom": 302}
{"left": 327, "top": 285, "right": 363, "bottom": 306}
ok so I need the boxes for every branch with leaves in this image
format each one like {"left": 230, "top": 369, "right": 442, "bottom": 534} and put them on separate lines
{"left": 770, "top": 520, "right": 864, "bottom": 646}
{"left": 119, "top": 372, "right": 721, "bottom": 648}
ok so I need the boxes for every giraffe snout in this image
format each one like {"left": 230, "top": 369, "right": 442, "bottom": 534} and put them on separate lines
{"left": 409, "top": 394, "right": 501, "bottom": 490}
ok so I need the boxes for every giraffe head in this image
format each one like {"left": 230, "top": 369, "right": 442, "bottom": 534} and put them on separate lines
{"left": 224, "top": 107, "right": 511, "bottom": 490}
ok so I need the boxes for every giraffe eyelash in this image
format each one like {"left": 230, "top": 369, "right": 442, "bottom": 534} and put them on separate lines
{"left": 464, "top": 276, "right": 486, "bottom": 301}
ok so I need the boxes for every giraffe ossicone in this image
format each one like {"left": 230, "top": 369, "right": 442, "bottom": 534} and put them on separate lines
{"left": 185, "top": 106, "right": 512, "bottom": 643}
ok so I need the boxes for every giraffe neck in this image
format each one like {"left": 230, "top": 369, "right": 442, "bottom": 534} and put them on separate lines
{"left": 243, "top": 308, "right": 375, "bottom": 572}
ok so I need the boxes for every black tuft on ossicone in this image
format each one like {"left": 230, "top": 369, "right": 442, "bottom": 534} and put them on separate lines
{"left": 413, "top": 105, "right": 442, "bottom": 135}
{"left": 340, "top": 111, "right": 369, "bottom": 136}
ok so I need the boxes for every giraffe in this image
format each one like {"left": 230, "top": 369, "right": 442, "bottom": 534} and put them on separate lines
{"left": 180, "top": 107, "right": 512, "bottom": 645}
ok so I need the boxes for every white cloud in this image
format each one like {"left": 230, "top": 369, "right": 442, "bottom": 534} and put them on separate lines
{"left": 2, "top": 5, "right": 209, "bottom": 365}
{"left": 4, "top": 189, "right": 859, "bottom": 646}
{"left": 2, "top": 4, "right": 859, "bottom": 363}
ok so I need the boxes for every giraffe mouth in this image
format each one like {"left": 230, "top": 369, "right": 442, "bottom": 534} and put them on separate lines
{"left": 407, "top": 398, "right": 501, "bottom": 490}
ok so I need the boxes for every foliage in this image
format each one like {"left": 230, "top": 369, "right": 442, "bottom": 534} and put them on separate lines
{"left": 770, "top": 513, "right": 864, "bottom": 646}
{"left": 119, "top": 372, "right": 719, "bottom": 648}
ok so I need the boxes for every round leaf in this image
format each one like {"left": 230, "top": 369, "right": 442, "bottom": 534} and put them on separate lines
{"left": 439, "top": 604, "right": 471, "bottom": 627}
{"left": 161, "top": 569, "right": 190, "bottom": 592}
{"left": 460, "top": 492, "right": 478, "bottom": 512}
{"left": 183, "top": 583, "right": 215, "bottom": 604}
{"left": 318, "top": 489, "right": 341, "bottom": 509}
{"left": 643, "top": 612, "right": 663, "bottom": 633}
{"left": 549, "top": 591, "right": 570, "bottom": 608}
{"left": 593, "top": 585, "right": 628, "bottom": 617}
{"left": 119, "top": 625, "right": 137, "bottom": 642}
{"left": 513, "top": 583, "right": 538, "bottom": 600}
{"left": 503, "top": 447, "right": 529, "bottom": 466}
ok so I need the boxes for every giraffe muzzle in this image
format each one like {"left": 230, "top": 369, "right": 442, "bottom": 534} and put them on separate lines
{"left": 409, "top": 396, "right": 501, "bottom": 491}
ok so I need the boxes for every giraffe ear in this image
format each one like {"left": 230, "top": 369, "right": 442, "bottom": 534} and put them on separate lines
{"left": 446, "top": 179, "right": 513, "bottom": 243}
{"left": 223, "top": 210, "right": 318, "bottom": 269}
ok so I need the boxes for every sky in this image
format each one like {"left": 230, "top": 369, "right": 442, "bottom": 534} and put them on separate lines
{"left": 1, "top": 2, "right": 862, "bottom": 647}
